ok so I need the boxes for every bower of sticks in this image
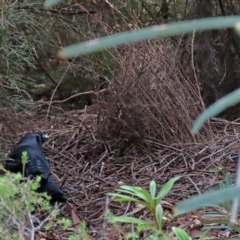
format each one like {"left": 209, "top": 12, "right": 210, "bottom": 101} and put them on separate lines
{"left": 0, "top": 103, "right": 240, "bottom": 239}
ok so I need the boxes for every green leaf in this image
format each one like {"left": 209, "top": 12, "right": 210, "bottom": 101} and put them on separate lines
{"left": 172, "top": 227, "right": 191, "bottom": 240}
{"left": 107, "top": 193, "right": 144, "bottom": 204}
{"left": 175, "top": 186, "right": 240, "bottom": 215}
{"left": 31, "top": 176, "right": 41, "bottom": 190}
{"left": 113, "top": 187, "right": 143, "bottom": 196}
{"left": 109, "top": 215, "right": 151, "bottom": 226}
{"left": 59, "top": 16, "right": 240, "bottom": 58}
{"left": 192, "top": 88, "right": 240, "bottom": 133}
{"left": 219, "top": 181, "right": 224, "bottom": 189}
{"left": 118, "top": 185, "right": 152, "bottom": 203}
{"left": 150, "top": 181, "right": 156, "bottom": 198}
{"left": 125, "top": 232, "right": 139, "bottom": 239}
{"left": 21, "top": 151, "right": 28, "bottom": 165}
{"left": 44, "top": 0, "right": 63, "bottom": 7}
{"left": 155, "top": 204, "right": 163, "bottom": 230}
{"left": 225, "top": 173, "right": 233, "bottom": 187}
{"left": 109, "top": 188, "right": 151, "bottom": 201}
{"left": 156, "top": 176, "right": 180, "bottom": 201}
{"left": 199, "top": 230, "right": 209, "bottom": 240}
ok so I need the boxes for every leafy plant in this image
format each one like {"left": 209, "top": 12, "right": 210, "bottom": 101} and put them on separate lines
{"left": 0, "top": 151, "right": 73, "bottom": 240}
{"left": 107, "top": 177, "right": 180, "bottom": 238}
{"left": 68, "top": 221, "right": 90, "bottom": 240}
{"left": 107, "top": 177, "right": 212, "bottom": 239}
{"left": 172, "top": 227, "right": 209, "bottom": 240}
{"left": 194, "top": 174, "right": 240, "bottom": 234}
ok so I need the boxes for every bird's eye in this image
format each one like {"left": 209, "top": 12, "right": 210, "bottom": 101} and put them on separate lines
{"left": 42, "top": 134, "right": 49, "bottom": 142}
{"left": 36, "top": 135, "right": 42, "bottom": 143}
{"left": 35, "top": 134, "right": 48, "bottom": 145}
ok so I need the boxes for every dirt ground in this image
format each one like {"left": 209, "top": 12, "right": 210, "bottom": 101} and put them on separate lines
{"left": 1, "top": 109, "right": 240, "bottom": 240}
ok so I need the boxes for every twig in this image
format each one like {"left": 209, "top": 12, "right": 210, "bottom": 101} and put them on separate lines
{"left": 39, "top": 88, "right": 107, "bottom": 105}
{"left": 46, "top": 64, "right": 71, "bottom": 118}
{"left": 187, "top": 176, "right": 201, "bottom": 195}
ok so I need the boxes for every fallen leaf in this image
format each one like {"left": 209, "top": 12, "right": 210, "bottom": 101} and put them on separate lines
{"left": 71, "top": 209, "right": 81, "bottom": 230}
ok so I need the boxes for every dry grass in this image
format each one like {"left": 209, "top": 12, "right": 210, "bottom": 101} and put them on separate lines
{"left": 96, "top": 40, "right": 215, "bottom": 152}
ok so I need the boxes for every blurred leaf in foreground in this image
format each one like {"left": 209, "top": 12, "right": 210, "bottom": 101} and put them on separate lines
{"left": 175, "top": 186, "right": 240, "bottom": 215}
{"left": 44, "top": 0, "right": 63, "bottom": 8}
{"left": 192, "top": 88, "right": 240, "bottom": 134}
{"left": 59, "top": 16, "right": 240, "bottom": 58}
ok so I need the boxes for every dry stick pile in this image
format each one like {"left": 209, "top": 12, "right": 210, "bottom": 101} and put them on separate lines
{"left": 1, "top": 111, "right": 240, "bottom": 239}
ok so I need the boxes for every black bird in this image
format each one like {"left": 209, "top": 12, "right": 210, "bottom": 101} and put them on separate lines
{"left": 6, "top": 133, "right": 51, "bottom": 180}
{"left": 37, "top": 175, "right": 67, "bottom": 203}
{"left": 5, "top": 133, "right": 67, "bottom": 203}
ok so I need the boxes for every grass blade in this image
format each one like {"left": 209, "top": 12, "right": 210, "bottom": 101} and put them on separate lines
{"left": 174, "top": 186, "right": 240, "bottom": 215}
{"left": 150, "top": 180, "right": 156, "bottom": 198}
{"left": 107, "top": 193, "right": 145, "bottom": 205}
{"left": 109, "top": 215, "right": 151, "bottom": 226}
{"left": 192, "top": 88, "right": 240, "bottom": 133}
{"left": 156, "top": 176, "right": 180, "bottom": 200}
{"left": 119, "top": 186, "right": 152, "bottom": 203}
{"left": 155, "top": 204, "right": 163, "bottom": 229}
{"left": 44, "top": 0, "right": 63, "bottom": 7}
{"left": 172, "top": 227, "right": 191, "bottom": 240}
{"left": 59, "top": 16, "right": 240, "bottom": 58}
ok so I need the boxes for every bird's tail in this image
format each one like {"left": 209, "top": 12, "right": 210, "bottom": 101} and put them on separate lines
{"left": 37, "top": 175, "right": 67, "bottom": 203}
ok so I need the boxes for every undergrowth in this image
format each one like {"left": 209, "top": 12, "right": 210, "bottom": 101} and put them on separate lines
{"left": 106, "top": 174, "right": 240, "bottom": 239}
{"left": 0, "top": 151, "right": 88, "bottom": 240}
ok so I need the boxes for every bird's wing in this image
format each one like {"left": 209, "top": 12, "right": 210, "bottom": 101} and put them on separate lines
{"left": 7, "top": 145, "right": 51, "bottom": 180}
{"left": 25, "top": 152, "right": 51, "bottom": 180}
{"left": 5, "top": 157, "right": 22, "bottom": 173}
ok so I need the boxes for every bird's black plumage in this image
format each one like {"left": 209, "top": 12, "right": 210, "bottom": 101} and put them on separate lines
{"left": 37, "top": 175, "right": 67, "bottom": 203}
{"left": 5, "top": 133, "right": 67, "bottom": 203}
{"left": 6, "top": 133, "right": 51, "bottom": 180}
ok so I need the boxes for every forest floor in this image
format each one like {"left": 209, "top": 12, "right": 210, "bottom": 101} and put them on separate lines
{"left": 1, "top": 109, "right": 240, "bottom": 240}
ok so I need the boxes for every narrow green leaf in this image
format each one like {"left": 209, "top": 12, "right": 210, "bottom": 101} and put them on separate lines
{"left": 119, "top": 185, "right": 142, "bottom": 192}
{"left": 109, "top": 215, "right": 151, "bottom": 225}
{"left": 119, "top": 185, "right": 152, "bottom": 203}
{"left": 112, "top": 188, "right": 140, "bottom": 196}
{"left": 172, "top": 227, "right": 191, "bottom": 240}
{"left": 175, "top": 186, "right": 240, "bottom": 215}
{"left": 225, "top": 173, "right": 233, "bottom": 187}
{"left": 192, "top": 88, "right": 240, "bottom": 133}
{"left": 155, "top": 204, "right": 163, "bottom": 230}
{"left": 150, "top": 181, "right": 156, "bottom": 198}
{"left": 108, "top": 187, "right": 144, "bottom": 199}
{"left": 59, "top": 16, "right": 240, "bottom": 58}
{"left": 156, "top": 176, "right": 180, "bottom": 201}
{"left": 107, "top": 193, "right": 145, "bottom": 205}
{"left": 199, "top": 230, "right": 209, "bottom": 240}
{"left": 44, "top": 0, "right": 63, "bottom": 7}
{"left": 219, "top": 181, "right": 224, "bottom": 189}
{"left": 202, "top": 212, "right": 227, "bottom": 218}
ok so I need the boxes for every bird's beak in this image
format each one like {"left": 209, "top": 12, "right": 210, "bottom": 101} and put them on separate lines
{"left": 42, "top": 134, "right": 49, "bottom": 140}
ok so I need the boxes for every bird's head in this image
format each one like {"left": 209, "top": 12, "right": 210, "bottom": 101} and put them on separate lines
{"left": 36, "top": 133, "right": 49, "bottom": 145}
{"left": 21, "top": 132, "right": 49, "bottom": 147}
